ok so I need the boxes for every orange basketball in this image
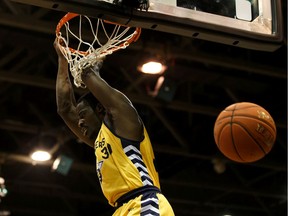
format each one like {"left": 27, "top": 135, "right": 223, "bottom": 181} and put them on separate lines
{"left": 214, "top": 102, "right": 277, "bottom": 163}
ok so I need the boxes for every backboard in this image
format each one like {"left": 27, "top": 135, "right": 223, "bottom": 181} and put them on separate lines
{"left": 10, "top": 0, "right": 284, "bottom": 51}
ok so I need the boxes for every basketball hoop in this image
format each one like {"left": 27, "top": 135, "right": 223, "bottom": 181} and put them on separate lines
{"left": 55, "top": 12, "right": 141, "bottom": 88}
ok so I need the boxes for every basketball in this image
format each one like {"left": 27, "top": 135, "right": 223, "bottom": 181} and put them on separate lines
{"left": 213, "top": 102, "right": 276, "bottom": 163}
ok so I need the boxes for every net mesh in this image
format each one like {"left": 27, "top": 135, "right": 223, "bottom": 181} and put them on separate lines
{"left": 56, "top": 13, "right": 141, "bottom": 88}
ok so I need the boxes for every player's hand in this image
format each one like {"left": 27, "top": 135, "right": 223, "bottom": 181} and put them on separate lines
{"left": 53, "top": 38, "right": 65, "bottom": 59}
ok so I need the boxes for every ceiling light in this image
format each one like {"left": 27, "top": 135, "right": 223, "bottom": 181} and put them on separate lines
{"left": 0, "top": 177, "right": 8, "bottom": 198}
{"left": 212, "top": 158, "right": 226, "bottom": 174}
{"left": 29, "top": 134, "right": 58, "bottom": 162}
{"left": 155, "top": 77, "right": 177, "bottom": 102}
{"left": 0, "top": 210, "right": 10, "bottom": 216}
{"left": 52, "top": 154, "right": 73, "bottom": 175}
{"left": 30, "top": 150, "right": 51, "bottom": 162}
{"left": 138, "top": 61, "right": 167, "bottom": 74}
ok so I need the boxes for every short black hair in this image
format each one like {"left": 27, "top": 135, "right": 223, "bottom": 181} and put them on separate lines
{"left": 77, "top": 92, "right": 99, "bottom": 110}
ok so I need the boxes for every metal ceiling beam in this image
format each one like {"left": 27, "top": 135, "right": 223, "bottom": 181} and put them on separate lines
{"left": 119, "top": 67, "right": 190, "bottom": 149}
{"left": 0, "top": 120, "right": 41, "bottom": 134}
{"left": 0, "top": 12, "right": 55, "bottom": 34}
{"left": 2, "top": 69, "right": 285, "bottom": 127}
{"left": 162, "top": 179, "right": 286, "bottom": 200}
{"left": 0, "top": 6, "right": 286, "bottom": 79}
{"left": 0, "top": 70, "right": 55, "bottom": 89}
{"left": 1, "top": 152, "right": 284, "bottom": 214}
{"left": 1, "top": 68, "right": 285, "bottom": 128}
{"left": 0, "top": 69, "right": 219, "bottom": 116}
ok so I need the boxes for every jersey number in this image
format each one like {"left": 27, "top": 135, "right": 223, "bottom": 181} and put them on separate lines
{"left": 101, "top": 143, "right": 112, "bottom": 159}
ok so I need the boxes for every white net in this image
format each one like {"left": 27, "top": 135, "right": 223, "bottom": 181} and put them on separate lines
{"left": 56, "top": 13, "right": 141, "bottom": 88}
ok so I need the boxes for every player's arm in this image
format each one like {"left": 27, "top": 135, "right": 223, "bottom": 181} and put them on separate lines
{"left": 54, "top": 39, "right": 94, "bottom": 147}
{"left": 81, "top": 65, "right": 143, "bottom": 141}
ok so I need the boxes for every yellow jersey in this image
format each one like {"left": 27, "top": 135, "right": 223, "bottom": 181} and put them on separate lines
{"left": 94, "top": 122, "right": 160, "bottom": 207}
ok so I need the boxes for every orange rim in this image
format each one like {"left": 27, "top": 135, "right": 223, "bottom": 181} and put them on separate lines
{"left": 55, "top": 12, "right": 141, "bottom": 55}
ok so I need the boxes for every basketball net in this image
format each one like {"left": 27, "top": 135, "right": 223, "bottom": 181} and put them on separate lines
{"left": 56, "top": 13, "right": 141, "bottom": 88}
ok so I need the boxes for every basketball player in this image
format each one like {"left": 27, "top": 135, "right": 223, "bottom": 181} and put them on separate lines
{"left": 54, "top": 39, "right": 175, "bottom": 216}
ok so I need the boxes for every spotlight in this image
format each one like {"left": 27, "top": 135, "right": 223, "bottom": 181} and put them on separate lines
{"left": 52, "top": 154, "right": 73, "bottom": 175}
{"left": 155, "top": 77, "right": 177, "bottom": 102}
{"left": 138, "top": 61, "right": 167, "bottom": 74}
{"left": 212, "top": 158, "right": 226, "bottom": 174}
{"left": 0, "top": 210, "right": 10, "bottom": 216}
{"left": 29, "top": 134, "right": 57, "bottom": 162}
{"left": 137, "top": 52, "right": 168, "bottom": 75}
{"left": 30, "top": 150, "right": 51, "bottom": 162}
{"left": 0, "top": 177, "right": 8, "bottom": 198}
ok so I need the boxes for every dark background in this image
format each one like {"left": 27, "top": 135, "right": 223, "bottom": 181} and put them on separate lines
{"left": 0, "top": 1, "right": 286, "bottom": 216}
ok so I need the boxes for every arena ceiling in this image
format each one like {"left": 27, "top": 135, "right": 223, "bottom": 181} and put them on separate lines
{"left": 0, "top": 1, "right": 287, "bottom": 216}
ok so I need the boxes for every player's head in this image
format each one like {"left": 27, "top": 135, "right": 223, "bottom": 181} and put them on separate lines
{"left": 76, "top": 92, "right": 105, "bottom": 140}
{"left": 78, "top": 92, "right": 100, "bottom": 110}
